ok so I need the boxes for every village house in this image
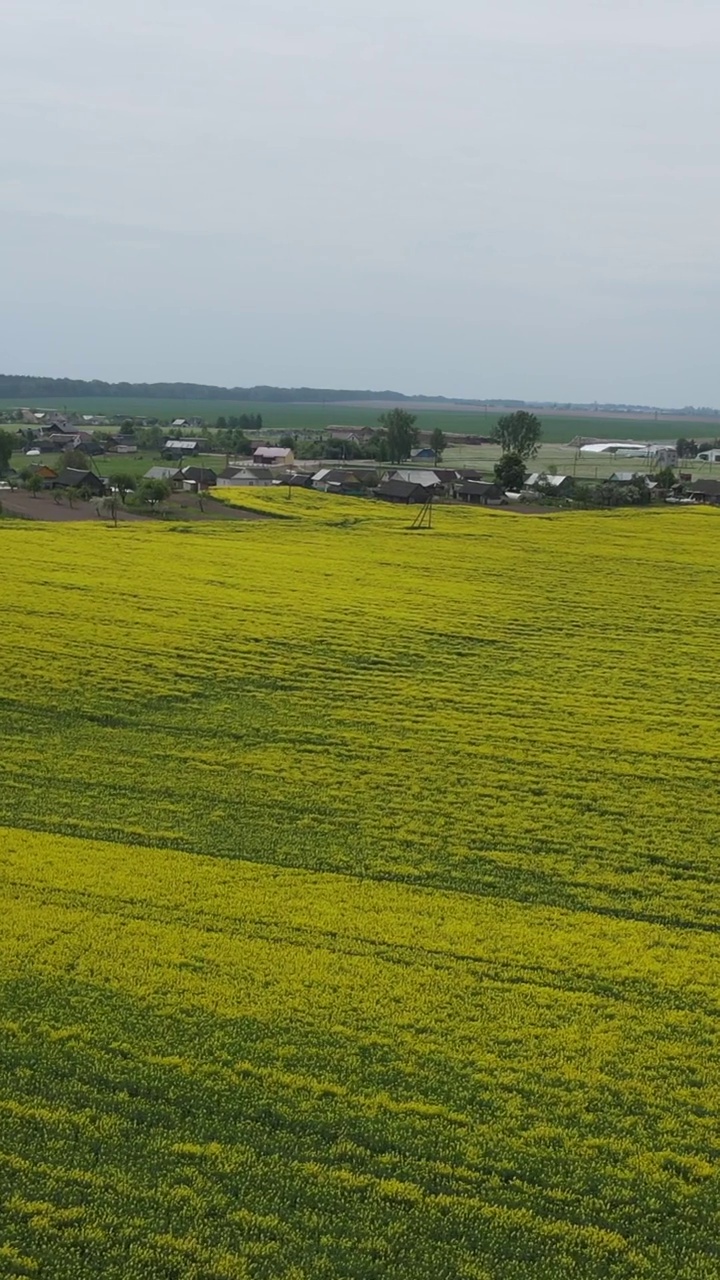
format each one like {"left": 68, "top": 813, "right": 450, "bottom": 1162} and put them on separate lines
{"left": 143, "top": 467, "right": 184, "bottom": 489}
{"left": 253, "top": 446, "right": 294, "bottom": 466}
{"left": 44, "top": 417, "right": 75, "bottom": 434}
{"left": 28, "top": 464, "right": 59, "bottom": 489}
{"left": 54, "top": 468, "right": 106, "bottom": 496}
{"left": 525, "top": 473, "right": 574, "bottom": 494}
{"left": 455, "top": 480, "right": 502, "bottom": 505}
{"left": 312, "top": 468, "right": 358, "bottom": 493}
{"left": 433, "top": 468, "right": 464, "bottom": 492}
{"left": 163, "top": 439, "right": 201, "bottom": 458}
{"left": 180, "top": 466, "right": 217, "bottom": 491}
{"left": 684, "top": 478, "right": 720, "bottom": 504}
{"left": 68, "top": 432, "right": 105, "bottom": 457}
{"left": 388, "top": 468, "right": 442, "bottom": 490}
{"left": 47, "top": 432, "right": 79, "bottom": 449}
{"left": 608, "top": 472, "right": 657, "bottom": 489}
{"left": 273, "top": 472, "right": 314, "bottom": 488}
{"left": 311, "top": 468, "right": 380, "bottom": 493}
{"left": 216, "top": 466, "right": 275, "bottom": 488}
{"left": 326, "top": 426, "right": 375, "bottom": 445}
{"left": 374, "top": 478, "right": 428, "bottom": 504}
{"left": 107, "top": 433, "right": 138, "bottom": 454}
{"left": 170, "top": 417, "right": 204, "bottom": 430}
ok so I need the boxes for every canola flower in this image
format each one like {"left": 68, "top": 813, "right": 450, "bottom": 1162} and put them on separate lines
{"left": 0, "top": 502, "right": 719, "bottom": 1278}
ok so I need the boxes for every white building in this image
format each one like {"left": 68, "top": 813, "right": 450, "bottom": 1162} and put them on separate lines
{"left": 525, "top": 473, "right": 571, "bottom": 489}
{"left": 388, "top": 469, "right": 441, "bottom": 488}
{"left": 216, "top": 467, "right": 275, "bottom": 488}
{"left": 579, "top": 441, "right": 676, "bottom": 464}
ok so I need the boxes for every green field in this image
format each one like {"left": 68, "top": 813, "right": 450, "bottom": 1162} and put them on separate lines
{"left": 1, "top": 397, "right": 713, "bottom": 443}
{"left": 442, "top": 443, "right": 720, "bottom": 481}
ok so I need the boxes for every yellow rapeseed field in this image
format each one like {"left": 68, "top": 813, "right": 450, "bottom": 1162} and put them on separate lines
{"left": 1, "top": 498, "right": 719, "bottom": 1279}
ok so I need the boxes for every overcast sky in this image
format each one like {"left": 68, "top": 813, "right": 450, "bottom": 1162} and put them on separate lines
{"left": 2, "top": 0, "right": 719, "bottom": 403}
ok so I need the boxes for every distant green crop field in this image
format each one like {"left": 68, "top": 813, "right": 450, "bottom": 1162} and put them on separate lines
{"left": 0, "top": 398, "right": 710, "bottom": 443}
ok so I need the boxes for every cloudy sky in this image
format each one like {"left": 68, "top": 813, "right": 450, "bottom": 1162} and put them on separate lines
{"left": 2, "top": 0, "right": 719, "bottom": 403}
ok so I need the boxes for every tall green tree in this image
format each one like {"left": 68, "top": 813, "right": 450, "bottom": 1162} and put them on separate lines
{"left": 430, "top": 428, "right": 447, "bottom": 463}
{"left": 138, "top": 478, "right": 171, "bottom": 508}
{"left": 654, "top": 466, "right": 676, "bottom": 489}
{"left": 378, "top": 409, "right": 419, "bottom": 463}
{"left": 63, "top": 449, "right": 91, "bottom": 472}
{"left": 101, "top": 495, "right": 120, "bottom": 526}
{"left": 492, "top": 411, "right": 542, "bottom": 458}
{"left": 0, "top": 429, "right": 14, "bottom": 476}
{"left": 494, "top": 452, "right": 527, "bottom": 492}
{"left": 108, "top": 472, "right": 137, "bottom": 503}
{"left": 675, "top": 437, "right": 697, "bottom": 458}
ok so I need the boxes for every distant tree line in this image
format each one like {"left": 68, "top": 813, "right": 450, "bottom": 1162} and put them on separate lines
{"left": 0, "top": 376, "right": 418, "bottom": 403}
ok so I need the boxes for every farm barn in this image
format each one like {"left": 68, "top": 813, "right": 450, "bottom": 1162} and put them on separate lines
{"left": 253, "top": 446, "right": 294, "bottom": 466}
{"left": 456, "top": 480, "right": 502, "bottom": 504}
{"left": 685, "top": 478, "right": 720, "bottom": 504}
{"left": 374, "top": 479, "right": 428, "bottom": 503}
